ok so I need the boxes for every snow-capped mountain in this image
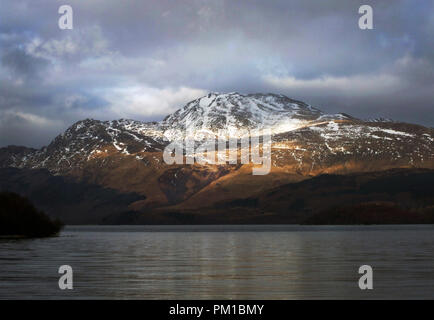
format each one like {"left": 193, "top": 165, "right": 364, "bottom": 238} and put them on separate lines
{"left": 0, "top": 92, "right": 433, "bottom": 177}
{"left": 162, "top": 92, "right": 350, "bottom": 139}
{"left": 1, "top": 92, "right": 433, "bottom": 223}
{"left": 0, "top": 119, "right": 167, "bottom": 174}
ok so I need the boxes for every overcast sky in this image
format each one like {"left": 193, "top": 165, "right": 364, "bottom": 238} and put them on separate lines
{"left": 1, "top": 0, "right": 433, "bottom": 147}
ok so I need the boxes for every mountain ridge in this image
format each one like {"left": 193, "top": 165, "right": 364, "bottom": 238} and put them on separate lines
{"left": 2, "top": 92, "right": 432, "bottom": 175}
{"left": 0, "top": 92, "right": 433, "bottom": 223}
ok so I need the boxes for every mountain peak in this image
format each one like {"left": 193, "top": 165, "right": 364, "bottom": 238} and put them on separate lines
{"left": 1, "top": 92, "right": 433, "bottom": 178}
{"left": 162, "top": 92, "right": 345, "bottom": 138}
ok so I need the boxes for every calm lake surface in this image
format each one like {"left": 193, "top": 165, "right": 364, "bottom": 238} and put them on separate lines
{"left": 0, "top": 225, "right": 433, "bottom": 299}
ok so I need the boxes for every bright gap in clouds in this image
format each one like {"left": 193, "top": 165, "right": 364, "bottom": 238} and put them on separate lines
{"left": 101, "top": 86, "right": 208, "bottom": 119}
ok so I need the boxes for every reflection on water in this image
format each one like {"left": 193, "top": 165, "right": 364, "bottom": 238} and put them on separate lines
{"left": 0, "top": 225, "right": 433, "bottom": 299}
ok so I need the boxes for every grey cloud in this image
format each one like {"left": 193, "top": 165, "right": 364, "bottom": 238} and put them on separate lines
{"left": 1, "top": 48, "right": 50, "bottom": 79}
{"left": 0, "top": 110, "right": 64, "bottom": 148}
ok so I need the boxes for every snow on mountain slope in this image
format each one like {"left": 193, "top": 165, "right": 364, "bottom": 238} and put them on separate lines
{"left": 0, "top": 92, "right": 433, "bottom": 175}
{"left": 162, "top": 92, "right": 351, "bottom": 139}
{"left": 272, "top": 120, "right": 434, "bottom": 171}
{"left": 2, "top": 119, "right": 168, "bottom": 173}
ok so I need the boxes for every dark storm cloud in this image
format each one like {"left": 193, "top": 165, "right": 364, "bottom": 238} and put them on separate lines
{"left": 0, "top": 0, "right": 433, "bottom": 147}
{"left": 1, "top": 48, "right": 49, "bottom": 78}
